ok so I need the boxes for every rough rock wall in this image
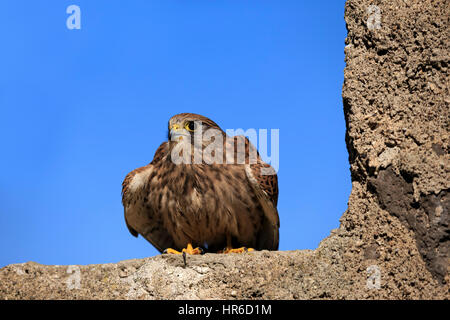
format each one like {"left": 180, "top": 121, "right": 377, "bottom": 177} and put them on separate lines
{"left": 342, "top": 0, "right": 449, "bottom": 286}
{"left": 0, "top": 0, "right": 448, "bottom": 299}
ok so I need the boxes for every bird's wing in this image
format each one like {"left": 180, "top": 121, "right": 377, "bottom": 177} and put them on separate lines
{"left": 122, "top": 142, "right": 176, "bottom": 253}
{"left": 233, "top": 135, "right": 280, "bottom": 250}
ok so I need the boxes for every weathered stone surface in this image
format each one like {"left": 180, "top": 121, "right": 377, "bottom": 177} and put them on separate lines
{"left": 0, "top": 0, "right": 448, "bottom": 299}
{"left": 342, "top": 0, "right": 449, "bottom": 288}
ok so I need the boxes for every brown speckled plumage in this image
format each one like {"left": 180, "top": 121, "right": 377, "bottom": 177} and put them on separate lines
{"left": 122, "top": 113, "right": 279, "bottom": 253}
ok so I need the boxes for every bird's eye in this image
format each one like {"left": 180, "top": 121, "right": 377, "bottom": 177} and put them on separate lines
{"left": 185, "top": 121, "right": 196, "bottom": 132}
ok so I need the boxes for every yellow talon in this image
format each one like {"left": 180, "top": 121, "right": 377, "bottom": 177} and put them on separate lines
{"left": 164, "top": 243, "right": 203, "bottom": 255}
{"left": 164, "top": 248, "right": 183, "bottom": 254}
{"left": 219, "top": 235, "right": 254, "bottom": 254}
{"left": 222, "top": 247, "right": 254, "bottom": 254}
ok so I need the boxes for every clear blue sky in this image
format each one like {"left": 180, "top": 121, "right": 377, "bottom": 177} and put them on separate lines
{"left": 0, "top": 0, "right": 349, "bottom": 267}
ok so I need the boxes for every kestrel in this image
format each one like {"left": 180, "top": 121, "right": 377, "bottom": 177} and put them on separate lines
{"left": 122, "top": 113, "right": 279, "bottom": 255}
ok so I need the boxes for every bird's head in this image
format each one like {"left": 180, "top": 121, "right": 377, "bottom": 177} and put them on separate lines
{"left": 168, "top": 113, "right": 223, "bottom": 145}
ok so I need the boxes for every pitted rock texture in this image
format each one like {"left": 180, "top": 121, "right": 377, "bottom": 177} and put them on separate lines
{"left": 342, "top": 0, "right": 449, "bottom": 286}
{"left": 0, "top": 0, "right": 448, "bottom": 299}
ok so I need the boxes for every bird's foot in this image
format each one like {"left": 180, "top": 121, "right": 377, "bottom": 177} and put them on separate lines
{"left": 163, "top": 243, "right": 204, "bottom": 255}
{"left": 220, "top": 247, "right": 254, "bottom": 254}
